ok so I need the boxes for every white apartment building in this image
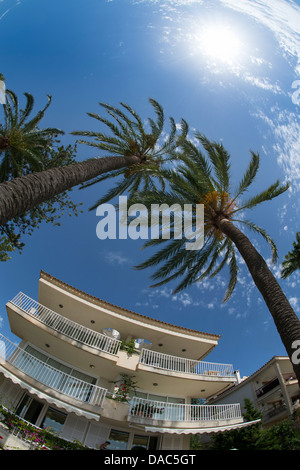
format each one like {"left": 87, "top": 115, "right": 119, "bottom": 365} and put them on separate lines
{"left": 0, "top": 271, "right": 256, "bottom": 450}
{"left": 208, "top": 356, "right": 300, "bottom": 428}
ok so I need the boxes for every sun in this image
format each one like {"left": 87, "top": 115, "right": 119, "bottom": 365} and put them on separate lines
{"left": 199, "top": 23, "right": 242, "bottom": 64}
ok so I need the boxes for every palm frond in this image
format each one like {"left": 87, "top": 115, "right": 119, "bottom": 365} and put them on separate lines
{"left": 195, "top": 133, "right": 231, "bottom": 192}
{"left": 89, "top": 174, "right": 136, "bottom": 209}
{"left": 222, "top": 251, "right": 238, "bottom": 302}
{"left": 233, "top": 151, "right": 260, "bottom": 202}
{"left": 19, "top": 93, "right": 35, "bottom": 127}
{"left": 22, "top": 94, "right": 52, "bottom": 132}
{"left": 281, "top": 232, "right": 300, "bottom": 279}
{"left": 233, "top": 180, "right": 290, "bottom": 213}
{"left": 0, "top": 89, "right": 63, "bottom": 181}
{"left": 71, "top": 98, "right": 178, "bottom": 205}
{"left": 232, "top": 218, "right": 278, "bottom": 263}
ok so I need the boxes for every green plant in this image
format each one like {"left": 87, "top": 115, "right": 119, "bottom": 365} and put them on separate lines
{"left": 210, "top": 399, "right": 263, "bottom": 450}
{"left": 130, "top": 129, "right": 300, "bottom": 387}
{"left": 255, "top": 420, "right": 300, "bottom": 450}
{"left": 112, "top": 374, "right": 138, "bottom": 402}
{"left": 281, "top": 231, "right": 300, "bottom": 279}
{"left": 0, "top": 405, "right": 90, "bottom": 450}
{"left": 120, "top": 339, "right": 139, "bottom": 356}
{"left": 72, "top": 98, "right": 177, "bottom": 209}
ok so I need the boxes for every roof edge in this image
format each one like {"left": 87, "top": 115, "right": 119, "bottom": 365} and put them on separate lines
{"left": 208, "top": 356, "right": 290, "bottom": 402}
{"left": 39, "top": 270, "right": 221, "bottom": 341}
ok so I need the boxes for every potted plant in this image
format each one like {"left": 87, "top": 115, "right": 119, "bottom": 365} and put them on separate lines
{"left": 120, "top": 339, "right": 139, "bottom": 356}
{"left": 111, "top": 374, "right": 137, "bottom": 402}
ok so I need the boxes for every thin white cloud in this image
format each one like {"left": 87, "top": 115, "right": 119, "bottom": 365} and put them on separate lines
{"left": 219, "top": 0, "right": 300, "bottom": 72}
{"left": 137, "top": 0, "right": 297, "bottom": 96}
{"left": 104, "top": 251, "right": 131, "bottom": 265}
{"left": 133, "top": 1, "right": 300, "bottom": 62}
{"left": 242, "top": 73, "right": 283, "bottom": 94}
{"left": 289, "top": 296, "right": 300, "bottom": 313}
{"left": 254, "top": 107, "right": 300, "bottom": 191}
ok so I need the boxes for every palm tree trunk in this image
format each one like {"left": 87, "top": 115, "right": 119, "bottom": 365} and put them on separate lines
{"left": 216, "top": 215, "right": 300, "bottom": 387}
{"left": 0, "top": 155, "right": 142, "bottom": 225}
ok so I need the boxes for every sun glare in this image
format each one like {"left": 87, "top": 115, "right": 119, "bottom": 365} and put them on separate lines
{"left": 200, "top": 24, "right": 241, "bottom": 64}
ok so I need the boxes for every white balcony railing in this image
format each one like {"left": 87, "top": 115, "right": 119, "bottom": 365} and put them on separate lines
{"left": 0, "top": 333, "right": 107, "bottom": 407}
{"left": 9, "top": 293, "right": 235, "bottom": 379}
{"left": 129, "top": 397, "right": 241, "bottom": 422}
{"left": 139, "top": 349, "right": 234, "bottom": 377}
{"left": 10, "top": 292, "right": 121, "bottom": 356}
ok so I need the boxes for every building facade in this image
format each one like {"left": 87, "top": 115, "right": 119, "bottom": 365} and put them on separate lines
{"left": 208, "top": 356, "right": 300, "bottom": 428}
{"left": 0, "top": 271, "right": 253, "bottom": 450}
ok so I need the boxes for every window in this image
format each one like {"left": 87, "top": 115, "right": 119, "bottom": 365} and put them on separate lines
{"left": 131, "top": 434, "right": 159, "bottom": 450}
{"left": 148, "top": 393, "right": 168, "bottom": 402}
{"left": 134, "top": 391, "right": 148, "bottom": 399}
{"left": 148, "top": 436, "right": 159, "bottom": 450}
{"left": 166, "top": 397, "right": 185, "bottom": 404}
{"left": 131, "top": 434, "right": 148, "bottom": 450}
{"left": 135, "top": 392, "right": 185, "bottom": 404}
{"left": 40, "top": 407, "right": 67, "bottom": 435}
{"left": 15, "top": 345, "right": 97, "bottom": 403}
{"left": 108, "top": 429, "right": 130, "bottom": 450}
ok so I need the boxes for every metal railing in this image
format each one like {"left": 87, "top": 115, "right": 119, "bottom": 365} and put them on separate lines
{"left": 0, "top": 333, "right": 107, "bottom": 407}
{"left": 10, "top": 293, "right": 235, "bottom": 380}
{"left": 256, "top": 378, "right": 280, "bottom": 398}
{"left": 10, "top": 292, "right": 121, "bottom": 356}
{"left": 139, "top": 348, "right": 234, "bottom": 377}
{"left": 129, "top": 397, "right": 241, "bottom": 422}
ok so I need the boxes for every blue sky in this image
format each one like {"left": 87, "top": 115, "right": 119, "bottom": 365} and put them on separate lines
{"left": 1, "top": 0, "right": 300, "bottom": 380}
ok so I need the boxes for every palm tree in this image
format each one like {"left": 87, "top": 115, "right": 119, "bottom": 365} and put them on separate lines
{"left": 0, "top": 143, "right": 82, "bottom": 261}
{"left": 281, "top": 232, "right": 300, "bottom": 279}
{"left": 0, "top": 98, "right": 176, "bottom": 226}
{"left": 0, "top": 90, "right": 63, "bottom": 181}
{"left": 132, "top": 129, "right": 300, "bottom": 386}
{"left": 71, "top": 99, "right": 177, "bottom": 208}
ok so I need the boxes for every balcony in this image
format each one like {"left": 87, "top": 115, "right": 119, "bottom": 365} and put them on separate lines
{"left": 256, "top": 378, "right": 280, "bottom": 398}
{"left": 0, "top": 333, "right": 107, "bottom": 410}
{"left": 0, "top": 333, "right": 244, "bottom": 431}
{"left": 7, "top": 293, "right": 236, "bottom": 396}
{"left": 128, "top": 397, "right": 242, "bottom": 428}
{"left": 139, "top": 349, "right": 234, "bottom": 377}
{"left": 9, "top": 292, "right": 121, "bottom": 356}
{"left": 8, "top": 293, "right": 235, "bottom": 376}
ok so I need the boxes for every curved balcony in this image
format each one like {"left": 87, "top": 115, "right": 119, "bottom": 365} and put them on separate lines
{"left": 8, "top": 293, "right": 235, "bottom": 392}
{"left": 9, "top": 292, "right": 121, "bottom": 356}
{"left": 128, "top": 397, "right": 242, "bottom": 429}
{"left": 139, "top": 348, "right": 234, "bottom": 377}
{"left": 0, "top": 333, "right": 245, "bottom": 431}
{"left": 0, "top": 333, "right": 107, "bottom": 409}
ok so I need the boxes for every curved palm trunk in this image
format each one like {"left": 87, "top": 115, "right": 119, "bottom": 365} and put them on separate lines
{"left": 216, "top": 215, "right": 300, "bottom": 387}
{"left": 0, "top": 155, "right": 141, "bottom": 225}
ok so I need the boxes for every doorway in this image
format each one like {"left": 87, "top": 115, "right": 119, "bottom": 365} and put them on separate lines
{"left": 15, "top": 393, "right": 44, "bottom": 425}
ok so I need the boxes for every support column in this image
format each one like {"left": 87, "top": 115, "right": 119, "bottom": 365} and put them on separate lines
{"left": 274, "top": 361, "right": 293, "bottom": 417}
